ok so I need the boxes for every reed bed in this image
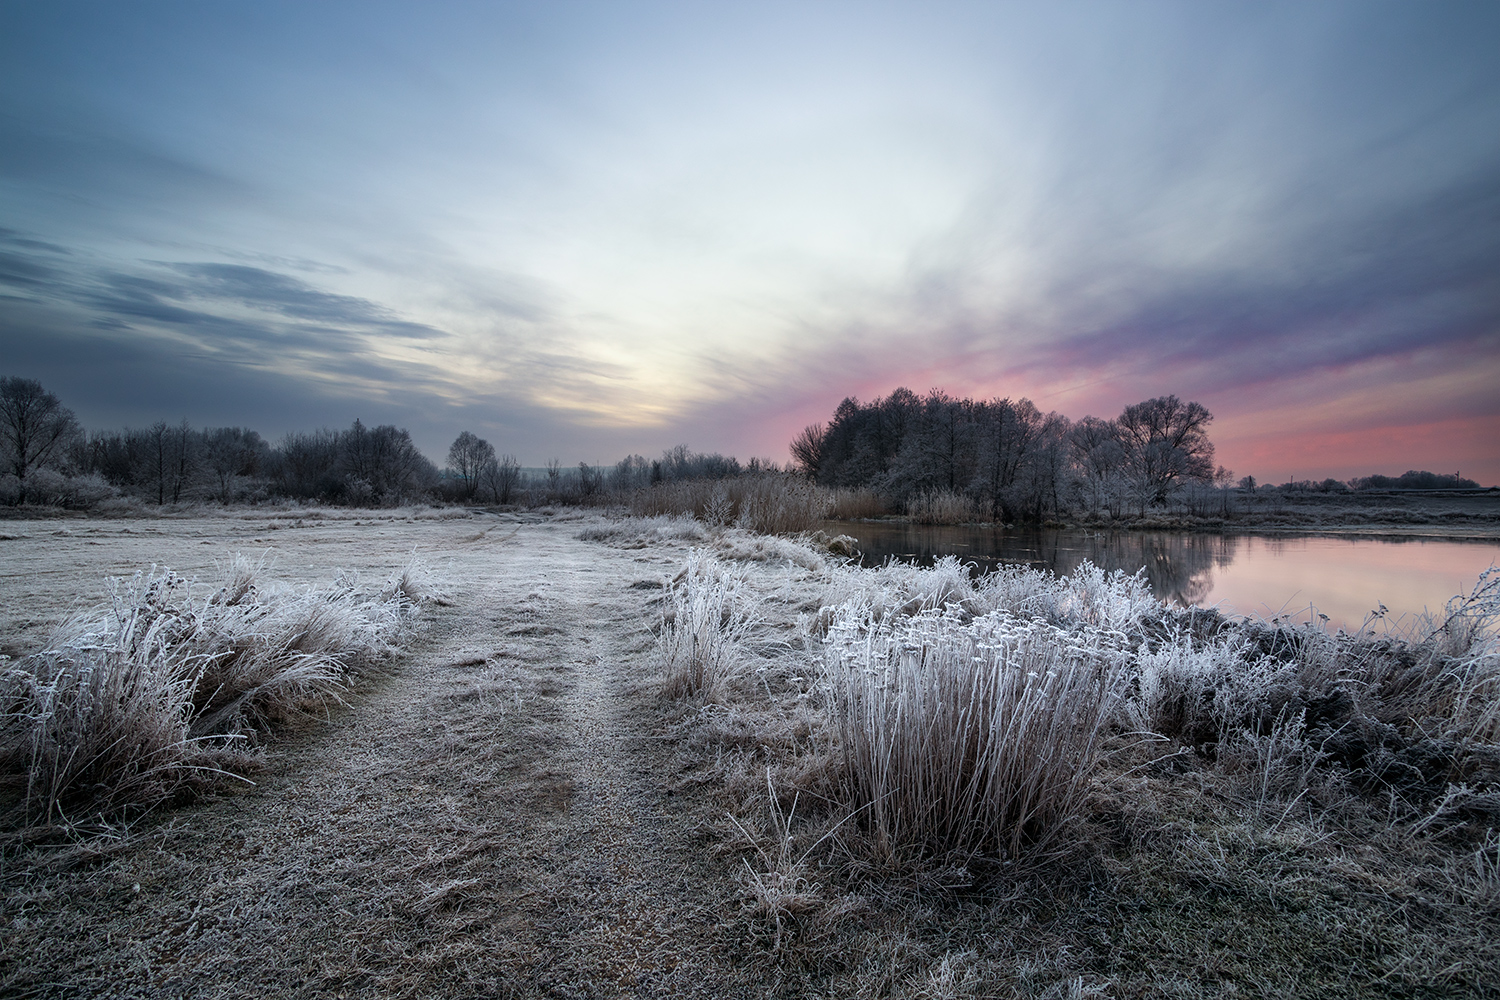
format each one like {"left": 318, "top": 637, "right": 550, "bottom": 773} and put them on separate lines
{"left": 827, "top": 488, "right": 888, "bottom": 520}
{"left": 0, "top": 555, "right": 424, "bottom": 832}
{"left": 905, "top": 489, "right": 981, "bottom": 525}
{"left": 631, "top": 474, "right": 833, "bottom": 533}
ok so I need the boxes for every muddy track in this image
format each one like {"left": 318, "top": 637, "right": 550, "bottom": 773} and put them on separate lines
{"left": 2, "top": 518, "right": 758, "bottom": 999}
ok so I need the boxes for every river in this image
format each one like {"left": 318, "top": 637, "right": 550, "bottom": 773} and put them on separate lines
{"left": 821, "top": 521, "right": 1500, "bottom": 631}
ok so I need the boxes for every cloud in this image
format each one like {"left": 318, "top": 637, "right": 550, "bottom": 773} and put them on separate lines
{"left": 165, "top": 263, "right": 444, "bottom": 339}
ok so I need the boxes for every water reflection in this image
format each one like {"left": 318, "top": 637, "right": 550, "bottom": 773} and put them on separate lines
{"left": 832, "top": 522, "right": 1236, "bottom": 606}
{"left": 823, "top": 521, "right": 1500, "bottom": 630}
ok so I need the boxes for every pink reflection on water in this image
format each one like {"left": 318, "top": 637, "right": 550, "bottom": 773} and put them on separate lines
{"left": 1197, "top": 537, "right": 1500, "bottom": 631}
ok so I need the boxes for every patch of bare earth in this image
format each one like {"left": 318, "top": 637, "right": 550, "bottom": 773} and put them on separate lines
{"left": 2, "top": 514, "right": 760, "bottom": 998}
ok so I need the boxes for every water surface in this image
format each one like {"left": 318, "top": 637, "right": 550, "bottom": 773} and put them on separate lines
{"left": 823, "top": 521, "right": 1500, "bottom": 631}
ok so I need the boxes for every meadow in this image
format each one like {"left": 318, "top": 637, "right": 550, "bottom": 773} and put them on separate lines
{"left": 2, "top": 506, "right": 1498, "bottom": 997}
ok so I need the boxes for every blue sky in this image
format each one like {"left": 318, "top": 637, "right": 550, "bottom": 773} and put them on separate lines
{"left": 2, "top": 1, "right": 1497, "bottom": 481}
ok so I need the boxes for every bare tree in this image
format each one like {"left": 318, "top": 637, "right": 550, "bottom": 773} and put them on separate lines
{"left": 577, "top": 461, "right": 602, "bottom": 499}
{"left": 447, "top": 431, "right": 495, "bottom": 502}
{"left": 274, "top": 429, "right": 341, "bottom": 498}
{"left": 1113, "top": 396, "right": 1215, "bottom": 507}
{"left": 971, "top": 398, "right": 1044, "bottom": 521}
{"left": 789, "top": 423, "right": 825, "bottom": 477}
{"left": 202, "top": 427, "right": 266, "bottom": 504}
{"left": 339, "top": 420, "right": 434, "bottom": 504}
{"left": 1069, "top": 416, "right": 1129, "bottom": 518}
{"left": 0, "top": 377, "right": 79, "bottom": 501}
{"left": 368, "top": 425, "right": 432, "bottom": 504}
{"left": 611, "top": 454, "right": 651, "bottom": 492}
{"left": 479, "top": 453, "right": 520, "bottom": 503}
{"left": 135, "top": 420, "right": 197, "bottom": 505}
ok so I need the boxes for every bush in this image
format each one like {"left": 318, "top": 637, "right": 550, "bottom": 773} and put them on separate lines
{"left": 0, "top": 470, "right": 120, "bottom": 509}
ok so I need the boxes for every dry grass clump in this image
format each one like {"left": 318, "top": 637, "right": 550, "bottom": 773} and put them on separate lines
{"left": 659, "top": 550, "right": 758, "bottom": 700}
{"left": 0, "top": 555, "right": 423, "bottom": 833}
{"left": 632, "top": 475, "right": 833, "bottom": 533}
{"left": 711, "top": 531, "right": 832, "bottom": 571}
{"left": 822, "top": 603, "right": 1123, "bottom": 861}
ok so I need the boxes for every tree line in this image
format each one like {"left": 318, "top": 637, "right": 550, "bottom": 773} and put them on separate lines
{"left": 0, "top": 375, "right": 786, "bottom": 509}
{"left": 0, "top": 376, "right": 445, "bottom": 507}
{"left": 790, "top": 388, "right": 1226, "bottom": 521}
{"left": 2, "top": 374, "right": 1484, "bottom": 513}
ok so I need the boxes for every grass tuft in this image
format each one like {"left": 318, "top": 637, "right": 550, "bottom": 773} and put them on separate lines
{"left": 822, "top": 603, "right": 1123, "bottom": 861}
{"left": 1, "top": 556, "right": 422, "bottom": 833}
{"left": 658, "top": 550, "right": 757, "bottom": 700}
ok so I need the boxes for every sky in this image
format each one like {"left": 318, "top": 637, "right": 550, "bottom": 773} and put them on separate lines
{"left": 1, "top": 0, "right": 1497, "bottom": 483}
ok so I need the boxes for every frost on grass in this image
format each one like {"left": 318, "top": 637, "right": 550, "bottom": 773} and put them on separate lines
{"left": 822, "top": 603, "right": 1124, "bottom": 861}
{"left": 658, "top": 547, "right": 1500, "bottom": 990}
{"left": 0, "top": 554, "right": 430, "bottom": 834}
{"left": 577, "top": 513, "right": 706, "bottom": 548}
{"left": 658, "top": 550, "right": 757, "bottom": 700}
{"left": 679, "top": 544, "right": 1500, "bottom": 871}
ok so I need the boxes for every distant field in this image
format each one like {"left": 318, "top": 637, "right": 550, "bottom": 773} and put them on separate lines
{"left": 1234, "top": 488, "right": 1500, "bottom": 528}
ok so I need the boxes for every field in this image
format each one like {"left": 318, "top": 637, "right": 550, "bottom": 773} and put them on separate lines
{"left": 3, "top": 508, "right": 1499, "bottom": 998}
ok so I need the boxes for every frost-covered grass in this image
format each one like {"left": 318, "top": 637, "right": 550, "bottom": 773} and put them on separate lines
{"left": 823, "top": 604, "right": 1122, "bottom": 859}
{"left": 654, "top": 532, "right": 1500, "bottom": 990}
{"left": 0, "top": 555, "right": 429, "bottom": 833}
{"left": 576, "top": 513, "right": 706, "bottom": 548}
{"left": 658, "top": 550, "right": 758, "bottom": 700}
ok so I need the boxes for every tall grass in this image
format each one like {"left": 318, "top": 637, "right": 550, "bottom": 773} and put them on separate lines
{"left": 632, "top": 475, "right": 833, "bottom": 533}
{"left": 905, "top": 489, "right": 980, "bottom": 525}
{"left": 809, "top": 553, "right": 1500, "bottom": 857}
{"left": 1, "top": 556, "right": 421, "bottom": 831}
{"left": 827, "top": 488, "right": 888, "bottom": 520}
{"left": 659, "top": 551, "right": 757, "bottom": 700}
{"left": 821, "top": 603, "right": 1123, "bottom": 860}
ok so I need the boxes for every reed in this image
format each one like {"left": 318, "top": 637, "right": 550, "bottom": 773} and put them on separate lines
{"left": 631, "top": 475, "right": 833, "bottom": 534}
{"left": 905, "top": 489, "right": 980, "bottom": 525}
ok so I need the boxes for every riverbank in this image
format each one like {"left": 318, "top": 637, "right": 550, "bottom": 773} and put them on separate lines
{"left": 829, "top": 488, "right": 1500, "bottom": 542}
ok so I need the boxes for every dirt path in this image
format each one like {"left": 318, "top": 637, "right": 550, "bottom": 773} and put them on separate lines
{"left": 3, "top": 516, "right": 761, "bottom": 999}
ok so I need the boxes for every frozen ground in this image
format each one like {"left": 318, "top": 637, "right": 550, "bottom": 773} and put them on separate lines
{"left": 1, "top": 508, "right": 774, "bottom": 997}
{"left": 4, "top": 508, "right": 1497, "bottom": 999}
